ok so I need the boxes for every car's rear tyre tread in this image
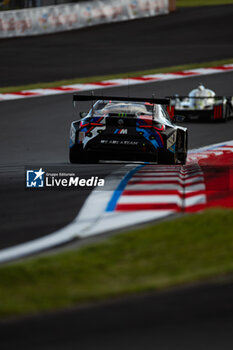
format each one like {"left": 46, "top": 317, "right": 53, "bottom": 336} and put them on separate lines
{"left": 69, "top": 145, "right": 86, "bottom": 164}
{"left": 159, "top": 150, "right": 176, "bottom": 165}
{"left": 70, "top": 145, "right": 100, "bottom": 164}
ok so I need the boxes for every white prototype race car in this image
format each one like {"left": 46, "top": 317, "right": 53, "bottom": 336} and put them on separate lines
{"left": 168, "top": 84, "right": 233, "bottom": 122}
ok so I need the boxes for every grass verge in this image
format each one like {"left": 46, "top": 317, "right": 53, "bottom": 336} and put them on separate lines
{"left": 177, "top": 0, "right": 233, "bottom": 7}
{"left": 0, "top": 209, "right": 233, "bottom": 319}
{"left": 0, "top": 58, "right": 233, "bottom": 94}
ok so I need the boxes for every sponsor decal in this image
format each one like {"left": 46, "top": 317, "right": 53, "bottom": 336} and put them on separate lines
{"left": 100, "top": 139, "right": 138, "bottom": 145}
{"left": 167, "top": 131, "right": 176, "bottom": 149}
{"left": 78, "top": 131, "right": 85, "bottom": 142}
{"left": 38, "top": 13, "right": 48, "bottom": 28}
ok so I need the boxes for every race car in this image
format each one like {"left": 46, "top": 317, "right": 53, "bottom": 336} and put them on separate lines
{"left": 69, "top": 94, "right": 188, "bottom": 164}
{"left": 168, "top": 84, "right": 233, "bottom": 122}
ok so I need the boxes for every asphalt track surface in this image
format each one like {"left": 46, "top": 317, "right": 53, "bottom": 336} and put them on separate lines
{"left": 1, "top": 71, "right": 233, "bottom": 250}
{"left": 0, "top": 5, "right": 233, "bottom": 87}
{"left": 1, "top": 280, "right": 233, "bottom": 350}
{"left": 1, "top": 8, "right": 233, "bottom": 348}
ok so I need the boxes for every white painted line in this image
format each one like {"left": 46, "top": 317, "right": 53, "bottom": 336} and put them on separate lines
{"left": 184, "top": 194, "right": 206, "bottom": 207}
{"left": 129, "top": 175, "right": 204, "bottom": 182}
{"left": 135, "top": 172, "right": 180, "bottom": 175}
{"left": 77, "top": 210, "right": 175, "bottom": 238}
{"left": 128, "top": 176, "right": 204, "bottom": 184}
{"left": 118, "top": 195, "right": 182, "bottom": 204}
{"left": 183, "top": 183, "right": 206, "bottom": 191}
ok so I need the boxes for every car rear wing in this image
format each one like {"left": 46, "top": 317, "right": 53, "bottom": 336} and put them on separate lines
{"left": 166, "top": 95, "right": 230, "bottom": 100}
{"left": 73, "top": 94, "right": 170, "bottom": 105}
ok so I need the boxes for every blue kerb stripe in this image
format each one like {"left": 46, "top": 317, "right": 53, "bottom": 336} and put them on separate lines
{"left": 205, "top": 144, "right": 226, "bottom": 150}
{"left": 105, "top": 164, "right": 146, "bottom": 212}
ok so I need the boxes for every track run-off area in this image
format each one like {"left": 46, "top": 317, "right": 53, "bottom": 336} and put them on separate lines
{"left": 0, "top": 69, "right": 233, "bottom": 262}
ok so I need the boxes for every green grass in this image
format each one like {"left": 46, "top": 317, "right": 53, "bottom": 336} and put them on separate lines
{"left": 177, "top": 0, "right": 233, "bottom": 6}
{"left": 0, "top": 209, "right": 233, "bottom": 319}
{"left": 0, "top": 58, "right": 233, "bottom": 94}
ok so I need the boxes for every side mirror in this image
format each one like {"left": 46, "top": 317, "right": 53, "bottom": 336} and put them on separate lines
{"left": 79, "top": 112, "right": 87, "bottom": 118}
{"left": 173, "top": 115, "right": 185, "bottom": 123}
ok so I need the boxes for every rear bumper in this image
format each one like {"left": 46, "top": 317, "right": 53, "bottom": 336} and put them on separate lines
{"left": 84, "top": 148, "right": 158, "bottom": 162}
{"left": 85, "top": 134, "right": 158, "bottom": 161}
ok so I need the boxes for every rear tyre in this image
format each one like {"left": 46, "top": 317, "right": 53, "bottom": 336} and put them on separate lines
{"left": 220, "top": 103, "right": 229, "bottom": 123}
{"left": 224, "top": 104, "right": 230, "bottom": 122}
{"left": 69, "top": 145, "right": 100, "bottom": 164}
{"left": 158, "top": 150, "right": 176, "bottom": 165}
{"left": 178, "top": 152, "right": 187, "bottom": 165}
{"left": 69, "top": 144, "right": 86, "bottom": 164}
{"left": 88, "top": 153, "right": 99, "bottom": 164}
{"left": 178, "top": 133, "right": 188, "bottom": 165}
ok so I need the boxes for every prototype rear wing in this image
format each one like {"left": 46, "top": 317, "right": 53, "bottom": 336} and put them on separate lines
{"left": 73, "top": 94, "right": 170, "bottom": 105}
{"left": 166, "top": 95, "right": 230, "bottom": 100}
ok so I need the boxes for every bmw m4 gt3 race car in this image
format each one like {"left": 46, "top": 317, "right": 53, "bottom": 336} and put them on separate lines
{"left": 69, "top": 94, "right": 188, "bottom": 164}
{"left": 168, "top": 84, "right": 233, "bottom": 122}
